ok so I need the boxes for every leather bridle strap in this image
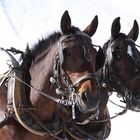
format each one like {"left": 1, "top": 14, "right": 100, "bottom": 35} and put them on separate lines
{"left": 65, "top": 122, "right": 105, "bottom": 140}
{"left": 10, "top": 73, "right": 73, "bottom": 106}
{"left": 73, "top": 73, "right": 98, "bottom": 86}
{"left": 53, "top": 34, "right": 99, "bottom": 94}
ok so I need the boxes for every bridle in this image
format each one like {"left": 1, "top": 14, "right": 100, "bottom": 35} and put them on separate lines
{"left": 50, "top": 32, "right": 99, "bottom": 119}
{"left": 101, "top": 38, "right": 140, "bottom": 108}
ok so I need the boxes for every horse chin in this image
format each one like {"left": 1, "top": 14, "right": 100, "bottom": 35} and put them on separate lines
{"left": 130, "top": 97, "right": 140, "bottom": 112}
{"left": 76, "top": 97, "right": 99, "bottom": 113}
{"left": 77, "top": 104, "right": 96, "bottom": 113}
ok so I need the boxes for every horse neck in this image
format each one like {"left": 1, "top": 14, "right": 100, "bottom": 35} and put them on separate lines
{"left": 29, "top": 48, "right": 58, "bottom": 121}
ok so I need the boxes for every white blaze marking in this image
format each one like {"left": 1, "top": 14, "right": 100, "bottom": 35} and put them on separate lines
{"left": 106, "top": 47, "right": 112, "bottom": 63}
{"left": 127, "top": 45, "right": 133, "bottom": 58}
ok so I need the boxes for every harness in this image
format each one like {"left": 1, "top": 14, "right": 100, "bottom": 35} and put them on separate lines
{"left": 0, "top": 32, "right": 108, "bottom": 140}
{"left": 0, "top": 48, "right": 63, "bottom": 139}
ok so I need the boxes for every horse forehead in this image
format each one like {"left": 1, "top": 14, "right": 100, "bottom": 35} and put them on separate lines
{"left": 61, "top": 35, "right": 93, "bottom": 53}
{"left": 61, "top": 31, "right": 92, "bottom": 43}
{"left": 109, "top": 39, "right": 133, "bottom": 52}
{"left": 109, "top": 39, "right": 137, "bottom": 61}
{"left": 111, "top": 39, "right": 126, "bottom": 47}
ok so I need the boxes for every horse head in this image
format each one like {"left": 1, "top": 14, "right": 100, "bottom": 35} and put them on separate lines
{"left": 25, "top": 11, "right": 109, "bottom": 139}
{"left": 56, "top": 11, "right": 105, "bottom": 114}
{"left": 103, "top": 17, "right": 140, "bottom": 111}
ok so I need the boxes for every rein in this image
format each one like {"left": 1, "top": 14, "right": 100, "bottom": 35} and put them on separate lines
{"left": 8, "top": 69, "right": 127, "bottom": 124}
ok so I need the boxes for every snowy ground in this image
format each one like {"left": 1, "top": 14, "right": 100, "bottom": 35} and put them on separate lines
{"left": 0, "top": 0, "right": 140, "bottom": 139}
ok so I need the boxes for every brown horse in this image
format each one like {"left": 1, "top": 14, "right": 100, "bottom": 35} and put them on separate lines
{"left": 99, "top": 17, "right": 140, "bottom": 112}
{"left": 0, "top": 11, "right": 110, "bottom": 140}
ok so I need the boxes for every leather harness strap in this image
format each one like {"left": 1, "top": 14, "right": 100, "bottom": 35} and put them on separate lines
{"left": 12, "top": 68, "right": 63, "bottom": 137}
{"left": 0, "top": 71, "right": 15, "bottom": 127}
{"left": 0, "top": 48, "right": 64, "bottom": 139}
{"left": 7, "top": 73, "right": 16, "bottom": 116}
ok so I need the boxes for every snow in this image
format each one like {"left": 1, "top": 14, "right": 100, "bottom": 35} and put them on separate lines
{"left": 0, "top": 0, "right": 140, "bottom": 139}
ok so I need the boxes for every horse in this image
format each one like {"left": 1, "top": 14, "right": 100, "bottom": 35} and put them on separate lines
{"left": 98, "top": 17, "right": 140, "bottom": 112}
{"left": 0, "top": 11, "right": 110, "bottom": 140}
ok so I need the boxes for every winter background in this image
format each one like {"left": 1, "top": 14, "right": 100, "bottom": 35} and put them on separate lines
{"left": 0, "top": 0, "right": 140, "bottom": 139}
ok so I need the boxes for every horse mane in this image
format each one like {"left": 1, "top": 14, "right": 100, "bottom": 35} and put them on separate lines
{"left": 31, "top": 32, "right": 61, "bottom": 59}
{"left": 19, "top": 25, "right": 82, "bottom": 107}
{"left": 31, "top": 26, "right": 80, "bottom": 59}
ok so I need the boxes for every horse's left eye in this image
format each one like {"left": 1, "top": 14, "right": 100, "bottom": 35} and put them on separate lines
{"left": 112, "top": 51, "right": 121, "bottom": 60}
{"left": 63, "top": 48, "right": 71, "bottom": 56}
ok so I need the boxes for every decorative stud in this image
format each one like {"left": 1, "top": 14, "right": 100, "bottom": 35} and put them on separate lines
{"left": 50, "top": 77, "right": 56, "bottom": 83}
{"left": 56, "top": 88, "right": 63, "bottom": 94}
{"left": 108, "top": 92, "right": 112, "bottom": 96}
{"left": 117, "top": 93, "right": 122, "bottom": 98}
{"left": 102, "top": 82, "right": 107, "bottom": 88}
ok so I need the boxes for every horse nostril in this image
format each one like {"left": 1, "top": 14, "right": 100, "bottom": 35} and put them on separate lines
{"left": 82, "top": 91, "right": 90, "bottom": 103}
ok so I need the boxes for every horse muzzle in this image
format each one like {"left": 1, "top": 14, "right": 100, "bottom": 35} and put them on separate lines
{"left": 130, "top": 96, "right": 140, "bottom": 112}
{"left": 76, "top": 91, "right": 100, "bottom": 113}
{"left": 72, "top": 73, "right": 99, "bottom": 113}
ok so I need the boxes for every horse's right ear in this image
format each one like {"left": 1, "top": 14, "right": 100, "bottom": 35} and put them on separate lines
{"left": 127, "top": 20, "right": 139, "bottom": 41}
{"left": 83, "top": 15, "right": 98, "bottom": 37}
{"left": 60, "top": 10, "right": 71, "bottom": 34}
{"left": 111, "top": 17, "right": 121, "bottom": 39}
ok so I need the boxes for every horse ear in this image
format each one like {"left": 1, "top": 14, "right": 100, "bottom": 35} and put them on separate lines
{"left": 95, "top": 47, "right": 105, "bottom": 71}
{"left": 83, "top": 15, "right": 98, "bottom": 37}
{"left": 60, "top": 10, "right": 71, "bottom": 34}
{"left": 111, "top": 17, "right": 121, "bottom": 39}
{"left": 127, "top": 20, "right": 139, "bottom": 41}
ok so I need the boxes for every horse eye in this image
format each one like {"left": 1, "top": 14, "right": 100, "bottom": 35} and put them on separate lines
{"left": 63, "top": 48, "right": 71, "bottom": 56}
{"left": 112, "top": 52, "right": 121, "bottom": 60}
